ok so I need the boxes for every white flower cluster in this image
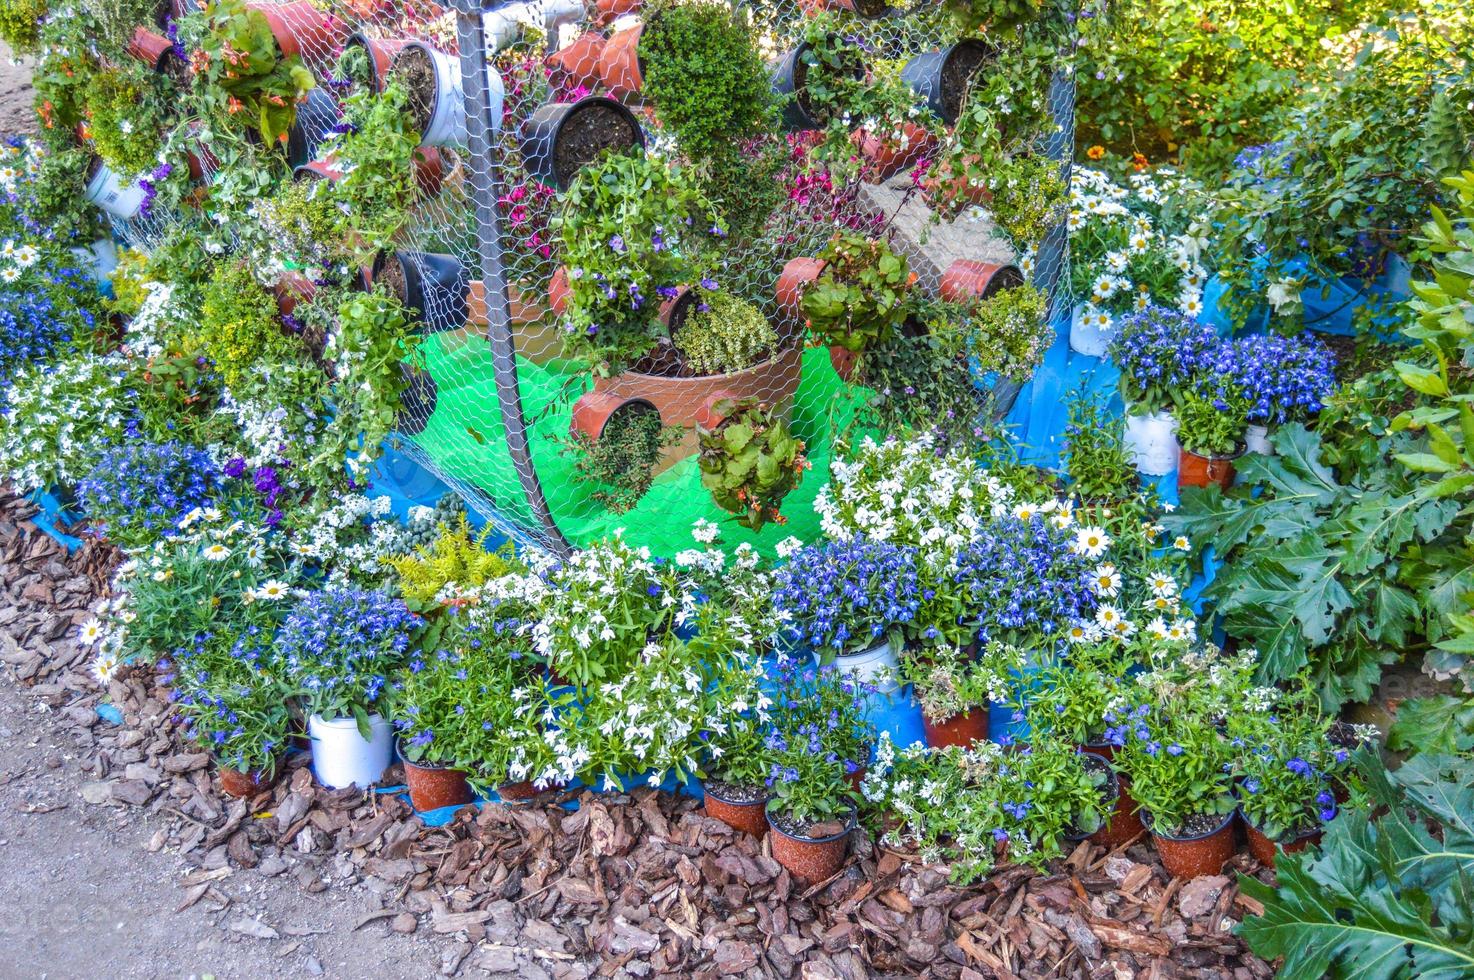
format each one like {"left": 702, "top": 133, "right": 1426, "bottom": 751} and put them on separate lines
{"left": 293, "top": 493, "right": 438, "bottom": 584}
{"left": 0, "top": 353, "right": 131, "bottom": 493}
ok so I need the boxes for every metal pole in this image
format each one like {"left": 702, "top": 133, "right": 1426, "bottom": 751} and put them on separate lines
{"left": 448, "top": 0, "right": 571, "bottom": 557}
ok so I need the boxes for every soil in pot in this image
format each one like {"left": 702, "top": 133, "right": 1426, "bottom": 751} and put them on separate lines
{"left": 376, "top": 253, "right": 409, "bottom": 303}
{"left": 395, "top": 45, "right": 440, "bottom": 136}
{"left": 703, "top": 779, "right": 770, "bottom": 837}
{"left": 401, "top": 755, "right": 475, "bottom": 812}
{"left": 1144, "top": 809, "right": 1237, "bottom": 878}
{"left": 1244, "top": 819, "right": 1321, "bottom": 868}
{"left": 921, "top": 706, "right": 988, "bottom": 750}
{"left": 938, "top": 41, "right": 989, "bottom": 123}
{"left": 791, "top": 40, "right": 865, "bottom": 129}
{"left": 766, "top": 803, "right": 855, "bottom": 882}
{"left": 552, "top": 102, "right": 641, "bottom": 188}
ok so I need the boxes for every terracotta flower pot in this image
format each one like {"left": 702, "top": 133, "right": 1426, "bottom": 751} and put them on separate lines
{"left": 921, "top": 706, "right": 989, "bottom": 750}
{"left": 401, "top": 753, "right": 475, "bottom": 812}
{"left": 828, "top": 346, "right": 857, "bottom": 382}
{"left": 1243, "top": 817, "right": 1321, "bottom": 869}
{"left": 1147, "top": 809, "right": 1238, "bottom": 879}
{"left": 127, "top": 27, "right": 177, "bottom": 73}
{"left": 594, "top": 0, "right": 643, "bottom": 24}
{"left": 546, "top": 33, "right": 607, "bottom": 91}
{"left": 1177, "top": 446, "right": 1241, "bottom": 492}
{"left": 293, "top": 155, "right": 343, "bottom": 183}
{"left": 346, "top": 33, "right": 409, "bottom": 92}
{"left": 775, "top": 256, "right": 825, "bottom": 322}
{"left": 548, "top": 266, "right": 571, "bottom": 317}
{"left": 939, "top": 259, "right": 1025, "bottom": 305}
{"left": 766, "top": 802, "right": 856, "bottom": 882}
{"left": 274, "top": 270, "right": 318, "bottom": 318}
{"left": 855, "top": 122, "right": 937, "bottom": 181}
{"left": 412, "top": 146, "right": 445, "bottom": 197}
{"left": 598, "top": 24, "right": 644, "bottom": 99}
{"left": 248, "top": 1, "right": 337, "bottom": 63}
{"left": 218, "top": 761, "right": 276, "bottom": 798}
{"left": 1092, "top": 776, "right": 1145, "bottom": 848}
{"left": 703, "top": 782, "right": 770, "bottom": 837}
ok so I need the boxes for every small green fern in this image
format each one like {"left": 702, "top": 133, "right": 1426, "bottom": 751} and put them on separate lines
{"left": 388, "top": 515, "right": 524, "bottom": 608}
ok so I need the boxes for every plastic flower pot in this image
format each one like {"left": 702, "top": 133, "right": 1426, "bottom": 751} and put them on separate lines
{"left": 548, "top": 266, "right": 571, "bottom": 317}
{"left": 775, "top": 256, "right": 825, "bottom": 322}
{"left": 519, "top": 97, "right": 645, "bottom": 191}
{"left": 1078, "top": 742, "right": 1145, "bottom": 848}
{"left": 703, "top": 781, "right": 770, "bottom": 837}
{"left": 1177, "top": 446, "right": 1241, "bottom": 492}
{"left": 770, "top": 37, "right": 866, "bottom": 132}
{"left": 827, "top": 637, "right": 899, "bottom": 694}
{"left": 1069, "top": 303, "right": 1115, "bottom": 357}
{"left": 496, "top": 779, "right": 565, "bottom": 803}
{"left": 84, "top": 158, "right": 146, "bottom": 220}
{"left": 766, "top": 801, "right": 856, "bottom": 882}
{"left": 1063, "top": 751, "right": 1121, "bottom": 845}
{"left": 218, "top": 761, "right": 276, "bottom": 799}
{"left": 1145, "top": 809, "right": 1237, "bottom": 879}
{"left": 855, "top": 122, "right": 937, "bottom": 181}
{"left": 247, "top": 0, "right": 337, "bottom": 64}
{"left": 308, "top": 713, "right": 393, "bottom": 789}
{"left": 1123, "top": 411, "right": 1179, "bottom": 477}
{"left": 412, "top": 146, "right": 446, "bottom": 197}
{"left": 1244, "top": 424, "right": 1274, "bottom": 456}
{"left": 900, "top": 39, "right": 996, "bottom": 126}
{"left": 70, "top": 238, "right": 119, "bottom": 283}
{"left": 286, "top": 87, "right": 344, "bottom": 169}
{"left": 373, "top": 251, "right": 469, "bottom": 334}
{"left": 345, "top": 33, "right": 410, "bottom": 93}
{"left": 1243, "top": 816, "right": 1321, "bottom": 869}
{"left": 598, "top": 24, "right": 644, "bottom": 99}
{"left": 939, "top": 259, "right": 1024, "bottom": 305}
{"left": 398, "top": 748, "right": 475, "bottom": 813}
{"left": 392, "top": 42, "right": 468, "bottom": 147}
{"left": 545, "top": 32, "right": 607, "bottom": 91}
{"left": 921, "top": 706, "right": 989, "bottom": 750}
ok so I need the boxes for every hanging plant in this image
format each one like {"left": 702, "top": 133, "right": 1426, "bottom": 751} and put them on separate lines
{"left": 696, "top": 396, "right": 809, "bottom": 531}
{"left": 182, "top": 0, "right": 316, "bottom": 146}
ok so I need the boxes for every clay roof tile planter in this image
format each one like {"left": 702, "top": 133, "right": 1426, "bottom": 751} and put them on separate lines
{"left": 598, "top": 23, "right": 645, "bottom": 99}
{"left": 855, "top": 121, "right": 938, "bottom": 181}
{"left": 127, "top": 27, "right": 181, "bottom": 74}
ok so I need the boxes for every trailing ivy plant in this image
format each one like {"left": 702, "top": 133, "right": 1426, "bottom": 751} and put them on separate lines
{"left": 1238, "top": 749, "right": 1474, "bottom": 978}
{"left": 1164, "top": 423, "right": 1462, "bottom": 709}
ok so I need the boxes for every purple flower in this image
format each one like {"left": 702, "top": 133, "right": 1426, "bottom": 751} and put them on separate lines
{"left": 608, "top": 235, "right": 626, "bottom": 253}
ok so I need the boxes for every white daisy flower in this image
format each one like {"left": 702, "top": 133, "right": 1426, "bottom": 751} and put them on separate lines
{"left": 1092, "top": 564, "right": 1122, "bottom": 597}
{"left": 1073, "top": 526, "right": 1111, "bottom": 558}
{"left": 202, "top": 543, "right": 231, "bottom": 561}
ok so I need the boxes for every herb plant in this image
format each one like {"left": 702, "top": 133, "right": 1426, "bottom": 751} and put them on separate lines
{"left": 1063, "top": 394, "right": 1137, "bottom": 502}
{"left": 562, "top": 404, "right": 680, "bottom": 515}
{"left": 696, "top": 396, "right": 808, "bottom": 532}
{"left": 1175, "top": 385, "right": 1248, "bottom": 457}
{"left": 171, "top": 632, "right": 292, "bottom": 777}
{"left": 968, "top": 283, "right": 1051, "bottom": 382}
{"left": 673, "top": 293, "right": 777, "bottom": 376}
{"left": 901, "top": 642, "right": 1017, "bottom": 724}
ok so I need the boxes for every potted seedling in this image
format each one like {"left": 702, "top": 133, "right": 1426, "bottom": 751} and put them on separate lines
{"left": 174, "top": 657, "right": 290, "bottom": 799}
{"left": 695, "top": 396, "right": 809, "bottom": 532}
{"left": 1176, "top": 385, "right": 1248, "bottom": 491}
{"left": 278, "top": 586, "right": 420, "bottom": 790}
{"left": 900, "top": 643, "right": 1014, "bottom": 750}
{"left": 770, "top": 26, "right": 867, "bottom": 132}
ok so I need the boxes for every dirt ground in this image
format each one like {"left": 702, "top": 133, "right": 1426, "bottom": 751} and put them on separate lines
{"left": 0, "top": 680, "right": 451, "bottom": 979}
{"left": 1, "top": 46, "right": 37, "bottom": 136}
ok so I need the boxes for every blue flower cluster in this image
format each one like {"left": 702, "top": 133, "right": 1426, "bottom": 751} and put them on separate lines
{"left": 277, "top": 587, "right": 420, "bottom": 714}
{"left": 1226, "top": 333, "right": 1338, "bottom": 424}
{"left": 77, "top": 438, "right": 223, "bottom": 545}
{"left": 955, "top": 517, "right": 1096, "bottom": 644}
{"left": 0, "top": 275, "right": 94, "bottom": 389}
{"left": 1109, "top": 306, "right": 1223, "bottom": 405}
{"left": 772, "top": 537, "right": 920, "bottom": 654}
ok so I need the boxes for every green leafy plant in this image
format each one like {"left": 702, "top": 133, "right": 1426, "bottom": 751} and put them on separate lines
{"left": 943, "top": 0, "right": 1042, "bottom": 33}
{"left": 388, "top": 514, "right": 525, "bottom": 611}
{"left": 638, "top": 0, "right": 772, "bottom": 161}
{"left": 0, "top": 0, "right": 47, "bottom": 54}
{"left": 984, "top": 154, "right": 1068, "bottom": 253}
{"left": 802, "top": 232, "right": 912, "bottom": 355}
{"left": 173, "top": 640, "right": 292, "bottom": 777}
{"left": 183, "top": 0, "right": 316, "bottom": 145}
{"left": 1165, "top": 424, "right": 1461, "bottom": 709}
{"left": 900, "top": 643, "right": 1014, "bottom": 725}
{"left": 1238, "top": 749, "right": 1474, "bottom": 978}
{"left": 321, "top": 82, "right": 423, "bottom": 264}
{"left": 673, "top": 293, "right": 777, "bottom": 375}
{"left": 696, "top": 397, "right": 808, "bottom": 532}
{"left": 1063, "top": 394, "right": 1137, "bottom": 502}
{"left": 1113, "top": 689, "right": 1236, "bottom": 838}
{"left": 1021, "top": 641, "right": 1137, "bottom": 747}
{"left": 83, "top": 64, "right": 173, "bottom": 179}
{"left": 968, "top": 282, "right": 1050, "bottom": 382}
{"left": 1175, "top": 385, "right": 1248, "bottom": 457}
{"left": 196, "top": 262, "right": 302, "bottom": 394}
{"left": 563, "top": 404, "right": 680, "bottom": 515}
{"left": 554, "top": 151, "right": 721, "bottom": 374}
{"left": 317, "top": 288, "right": 423, "bottom": 482}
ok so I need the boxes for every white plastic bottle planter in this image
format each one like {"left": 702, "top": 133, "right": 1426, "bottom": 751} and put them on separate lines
{"left": 84, "top": 161, "right": 147, "bottom": 221}
{"left": 398, "top": 42, "right": 468, "bottom": 147}
{"left": 1124, "top": 411, "right": 1180, "bottom": 477}
{"left": 823, "top": 637, "right": 900, "bottom": 694}
{"left": 1244, "top": 424, "right": 1274, "bottom": 456}
{"left": 1069, "top": 304, "right": 1115, "bottom": 357}
{"left": 308, "top": 713, "right": 393, "bottom": 789}
{"left": 70, "top": 238, "right": 119, "bottom": 282}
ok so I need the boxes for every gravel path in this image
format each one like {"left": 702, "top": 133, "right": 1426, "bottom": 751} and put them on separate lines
{"left": 0, "top": 671, "right": 448, "bottom": 979}
{"left": 1, "top": 45, "right": 37, "bottom": 136}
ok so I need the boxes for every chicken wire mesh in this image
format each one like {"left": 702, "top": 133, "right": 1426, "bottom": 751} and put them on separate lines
{"left": 102, "top": 0, "right": 1079, "bottom": 558}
